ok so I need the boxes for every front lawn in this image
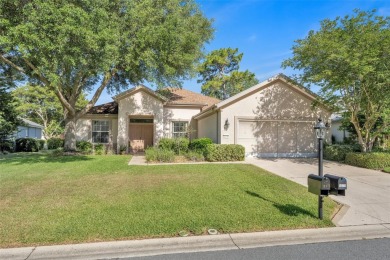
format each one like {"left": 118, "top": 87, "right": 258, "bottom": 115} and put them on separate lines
{"left": 0, "top": 153, "right": 337, "bottom": 248}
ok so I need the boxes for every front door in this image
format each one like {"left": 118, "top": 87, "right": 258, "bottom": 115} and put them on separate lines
{"left": 129, "top": 121, "right": 153, "bottom": 153}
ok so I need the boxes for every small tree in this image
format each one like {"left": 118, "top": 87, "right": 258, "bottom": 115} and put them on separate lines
{"left": 282, "top": 10, "right": 390, "bottom": 152}
{"left": 0, "top": 86, "right": 22, "bottom": 143}
{"left": 198, "top": 48, "right": 259, "bottom": 100}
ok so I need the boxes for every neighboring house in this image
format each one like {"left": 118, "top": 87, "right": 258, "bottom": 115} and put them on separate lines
{"left": 76, "top": 74, "right": 331, "bottom": 157}
{"left": 14, "top": 118, "right": 44, "bottom": 139}
{"left": 330, "top": 114, "right": 350, "bottom": 143}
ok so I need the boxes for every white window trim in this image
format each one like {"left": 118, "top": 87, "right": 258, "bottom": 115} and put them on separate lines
{"left": 92, "top": 120, "right": 110, "bottom": 144}
{"left": 171, "top": 121, "right": 188, "bottom": 138}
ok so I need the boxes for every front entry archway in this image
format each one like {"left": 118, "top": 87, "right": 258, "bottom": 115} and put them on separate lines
{"left": 128, "top": 117, "right": 154, "bottom": 153}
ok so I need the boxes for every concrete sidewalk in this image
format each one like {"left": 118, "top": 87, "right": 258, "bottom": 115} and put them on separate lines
{"left": 2, "top": 225, "right": 390, "bottom": 260}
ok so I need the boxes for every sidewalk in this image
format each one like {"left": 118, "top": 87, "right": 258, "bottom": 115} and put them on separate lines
{"left": 2, "top": 225, "right": 390, "bottom": 260}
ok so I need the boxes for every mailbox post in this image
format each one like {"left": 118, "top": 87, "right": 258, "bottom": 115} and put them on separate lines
{"left": 314, "top": 118, "right": 328, "bottom": 220}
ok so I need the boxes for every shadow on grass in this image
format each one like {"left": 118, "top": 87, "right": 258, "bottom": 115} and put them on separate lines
{"left": 245, "top": 190, "right": 316, "bottom": 218}
{"left": 0, "top": 152, "right": 93, "bottom": 165}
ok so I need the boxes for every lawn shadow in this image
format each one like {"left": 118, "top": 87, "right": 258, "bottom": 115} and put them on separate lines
{"left": 245, "top": 190, "right": 316, "bottom": 218}
{"left": 0, "top": 152, "right": 93, "bottom": 165}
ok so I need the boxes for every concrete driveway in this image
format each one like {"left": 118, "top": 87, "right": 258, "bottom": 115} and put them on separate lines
{"left": 246, "top": 158, "right": 390, "bottom": 227}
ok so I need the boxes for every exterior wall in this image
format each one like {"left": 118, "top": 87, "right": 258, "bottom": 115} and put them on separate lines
{"left": 218, "top": 81, "right": 331, "bottom": 156}
{"left": 75, "top": 115, "right": 118, "bottom": 149}
{"left": 15, "top": 126, "right": 42, "bottom": 139}
{"left": 331, "top": 120, "right": 350, "bottom": 143}
{"left": 197, "top": 112, "right": 219, "bottom": 143}
{"left": 163, "top": 107, "right": 201, "bottom": 138}
{"left": 117, "top": 90, "right": 164, "bottom": 150}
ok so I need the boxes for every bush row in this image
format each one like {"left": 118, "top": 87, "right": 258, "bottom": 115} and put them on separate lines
{"left": 147, "top": 137, "right": 245, "bottom": 163}
{"left": 345, "top": 152, "right": 390, "bottom": 170}
{"left": 324, "top": 145, "right": 354, "bottom": 162}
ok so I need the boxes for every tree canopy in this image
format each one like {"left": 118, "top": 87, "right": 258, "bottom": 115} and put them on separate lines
{"left": 0, "top": 85, "right": 22, "bottom": 144}
{"left": 0, "top": 0, "right": 213, "bottom": 150}
{"left": 282, "top": 9, "right": 390, "bottom": 152}
{"left": 198, "top": 48, "right": 258, "bottom": 100}
{"left": 12, "top": 84, "right": 88, "bottom": 139}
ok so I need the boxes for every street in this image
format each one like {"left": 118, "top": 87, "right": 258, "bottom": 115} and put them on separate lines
{"left": 117, "top": 238, "right": 390, "bottom": 260}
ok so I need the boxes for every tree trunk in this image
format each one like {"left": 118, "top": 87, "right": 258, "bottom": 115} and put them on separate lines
{"left": 64, "top": 116, "right": 77, "bottom": 151}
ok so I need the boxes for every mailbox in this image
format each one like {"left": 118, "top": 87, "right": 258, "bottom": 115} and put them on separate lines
{"left": 324, "top": 174, "right": 347, "bottom": 196}
{"left": 308, "top": 174, "right": 330, "bottom": 196}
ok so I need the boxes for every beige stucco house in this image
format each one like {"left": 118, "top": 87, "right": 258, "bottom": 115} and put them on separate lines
{"left": 76, "top": 74, "right": 331, "bottom": 157}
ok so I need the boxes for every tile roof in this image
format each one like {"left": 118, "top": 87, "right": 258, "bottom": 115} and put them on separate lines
{"left": 87, "top": 88, "right": 220, "bottom": 114}
{"left": 87, "top": 101, "right": 118, "bottom": 114}
{"left": 160, "top": 88, "right": 220, "bottom": 111}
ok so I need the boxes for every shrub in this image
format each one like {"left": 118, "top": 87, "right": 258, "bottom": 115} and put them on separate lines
{"left": 384, "top": 167, "right": 390, "bottom": 173}
{"left": 158, "top": 138, "right": 189, "bottom": 155}
{"left": 15, "top": 138, "right": 40, "bottom": 152}
{"left": 38, "top": 140, "right": 45, "bottom": 150}
{"left": 345, "top": 152, "right": 390, "bottom": 170}
{"left": 158, "top": 138, "right": 175, "bottom": 151}
{"left": 145, "top": 147, "right": 175, "bottom": 163}
{"left": 94, "top": 143, "right": 104, "bottom": 155}
{"left": 76, "top": 141, "right": 93, "bottom": 153}
{"left": 324, "top": 145, "right": 354, "bottom": 162}
{"left": 51, "top": 148, "right": 64, "bottom": 157}
{"left": 47, "top": 138, "right": 64, "bottom": 149}
{"left": 119, "top": 145, "right": 127, "bottom": 155}
{"left": 185, "top": 151, "right": 205, "bottom": 162}
{"left": 0, "top": 140, "right": 14, "bottom": 152}
{"left": 189, "top": 138, "right": 213, "bottom": 155}
{"left": 205, "top": 144, "right": 245, "bottom": 162}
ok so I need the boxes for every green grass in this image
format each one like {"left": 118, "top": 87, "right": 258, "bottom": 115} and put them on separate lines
{"left": 0, "top": 152, "right": 337, "bottom": 248}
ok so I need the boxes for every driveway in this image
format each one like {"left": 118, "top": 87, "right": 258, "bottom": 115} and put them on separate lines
{"left": 246, "top": 158, "right": 390, "bottom": 227}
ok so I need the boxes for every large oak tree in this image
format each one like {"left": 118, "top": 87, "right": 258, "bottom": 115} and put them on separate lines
{"left": 0, "top": 0, "right": 213, "bottom": 150}
{"left": 282, "top": 10, "right": 390, "bottom": 152}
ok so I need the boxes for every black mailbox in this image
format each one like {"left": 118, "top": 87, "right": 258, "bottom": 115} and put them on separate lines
{"left": 308, "top": 174, "right": 330, "bottom": 196}
{"left": 324, "top": 174, "right": 347, "bottom": 196}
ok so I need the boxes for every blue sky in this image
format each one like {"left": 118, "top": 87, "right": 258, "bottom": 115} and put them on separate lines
{"left": 93, "top": 0, "right": 390, "bottom": 105}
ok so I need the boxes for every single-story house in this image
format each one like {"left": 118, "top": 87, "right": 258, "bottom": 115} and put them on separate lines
{"left": 76, "top": 74, "right": 331, "bottom": 157}
{"left": 331, "top": 114, "right": 350, "bottom": 143}
{"left": 14, "top": 118, "right": 44, "bottom": 140}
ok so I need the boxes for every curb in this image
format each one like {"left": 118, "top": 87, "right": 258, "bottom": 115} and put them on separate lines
{"left": 2, "top": 225, "right": 390, "bottom": 260}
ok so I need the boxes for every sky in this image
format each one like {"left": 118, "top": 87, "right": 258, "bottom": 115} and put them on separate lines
{"left": 92, "top": 0, "right": 390, "bottom": 105}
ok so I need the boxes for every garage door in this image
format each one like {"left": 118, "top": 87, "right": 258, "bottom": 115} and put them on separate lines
{"left": 237, "top": 120, "right": 316, "bottom": 157}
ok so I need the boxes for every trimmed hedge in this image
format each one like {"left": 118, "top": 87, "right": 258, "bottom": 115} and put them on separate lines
{"left": 189, "top": 138, "right": 213, "bottom": 155}
{"left": 15, "top": 138, "right": 40, "bottom": 152}
{"left": 76, "top": 141, "right": 93, "bottom": 153}
{"left": 205, "top": 144, "right": 245, "bottom": 162}
{"left": 345, "top": 152, "right": 390, "bottom": 170}
{"left": 145, "top": 147, "right": 175, "bottom": 163}
{"left": 47, "top": 138, "right": 64, "bottom": 149}
{"left": 324, "top": 145, "right": 354, "bottom": 162}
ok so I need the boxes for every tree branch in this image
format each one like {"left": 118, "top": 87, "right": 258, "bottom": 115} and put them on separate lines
{"left": 76, "top": 70, "right": 115, "bottom": 119}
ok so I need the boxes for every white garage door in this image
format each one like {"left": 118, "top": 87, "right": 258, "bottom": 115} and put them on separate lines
{"left": 237, "top": 120, "right": 316, "bottom": 157}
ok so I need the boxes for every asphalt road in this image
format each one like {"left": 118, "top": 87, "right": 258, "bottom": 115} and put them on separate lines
{"left": 113, "top": 238, "right": 390, "bottom": 260}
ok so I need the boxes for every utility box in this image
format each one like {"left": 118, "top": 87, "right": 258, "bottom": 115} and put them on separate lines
{"left": 308, "top": 174, "right": 330, "bottom": 196}
{"left": 324, "top": 174, "right": 347, "bottom": 196}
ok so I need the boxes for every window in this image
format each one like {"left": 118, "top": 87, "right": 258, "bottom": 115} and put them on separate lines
{"left": 129, "top": 118, "right": 154, "bottom": 123}
{"left": 92, "top": 120, "right": 109, "bottom": 143}
{"left": 172, "top": 121, "right": 188, "bottom": 138}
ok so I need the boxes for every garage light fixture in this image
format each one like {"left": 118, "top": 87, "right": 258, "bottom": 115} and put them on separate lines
{"left": 224, "top": 119, "right": 230, "bottom": 130}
